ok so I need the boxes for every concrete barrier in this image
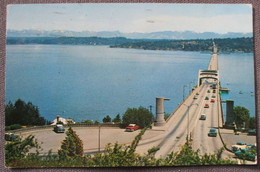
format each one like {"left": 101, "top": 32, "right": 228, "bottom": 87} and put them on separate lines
{"left": 11, "top": 123, "right": 121, "bottom": 133}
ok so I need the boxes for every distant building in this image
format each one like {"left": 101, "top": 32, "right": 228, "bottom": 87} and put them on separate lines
{"left": 51, "top": 115, "right": 76, "bottom": 125}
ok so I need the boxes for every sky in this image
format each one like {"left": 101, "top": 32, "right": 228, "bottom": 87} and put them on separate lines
{"left": 7, "top": 3, "right": 253, "bottom": 34}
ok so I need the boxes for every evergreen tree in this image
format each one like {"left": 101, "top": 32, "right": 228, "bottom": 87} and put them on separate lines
{"left": 112, "top": 114, "right": 121, "bottom": 123}
{"left": 103, "top": 115, "right": 112, "bottom": 123}
{"left": 58, "top": 127, "right": 83, "bottom": 159}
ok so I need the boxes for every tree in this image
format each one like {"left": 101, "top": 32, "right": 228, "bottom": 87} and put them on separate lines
{"left": 83, "top": 120, "right": 93, "bottom": 124}
{"left": 103, "top": 115, "right": 112, "bottom": 123}
{"left": 5, "top": 99, "right": 46, "bottom": 126}
{"left": 112, "top": 114, "right": 121, "bottom": 123}
{"left": 5, "top": 135, "right": 40, "bottom": 165}
{"left": 248, "top": 117, "right": 256, "bottom": 129}
{"left": 58, "top": 127, "right": 84, "bottom": 160}
{"left": 233, "top": 106, "right": 250, "bottom": 129}
{"left": 122, "top": 106, "right": 153, "bottom": 128}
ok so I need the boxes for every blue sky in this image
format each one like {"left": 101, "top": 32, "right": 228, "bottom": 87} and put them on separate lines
{"left": 7, "top": 3, "right": 252, "bottom": 33}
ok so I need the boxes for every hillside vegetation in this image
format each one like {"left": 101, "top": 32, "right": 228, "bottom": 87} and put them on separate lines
{"left": 7, "top": 37, "right": 253, "bottom": 53}
{"left": 111, "top": 37, "right": 253, "bottom": 53}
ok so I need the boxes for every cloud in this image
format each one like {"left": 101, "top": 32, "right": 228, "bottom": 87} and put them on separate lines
{"left": 127, "top": 14, "right": 252, "bottom": 33}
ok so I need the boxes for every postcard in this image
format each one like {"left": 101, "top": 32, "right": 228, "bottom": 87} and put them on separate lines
{"left": 4, "top": 2, "right": 257, "bottom": 168}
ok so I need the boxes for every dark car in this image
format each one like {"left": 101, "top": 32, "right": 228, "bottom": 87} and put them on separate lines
{"left": 248, "top": 129, "right": 256, "bottom": 136}
{"left": 200, "top": 114, "right": 206, "bottom": 120}
{"left": 5, "top": 133, "right": 20, "bottom": 141}
{"left": 208, "top": 128, "right": 217, "bottom": 137}
{"left": 54, "top": 124, "right": 65, "bottom": 133}
{"left": 205, "top": 96, "right": 209, "bottom": 100}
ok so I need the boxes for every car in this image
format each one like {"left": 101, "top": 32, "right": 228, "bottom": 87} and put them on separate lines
{"left": 193, "top": 95, "right": 198, "bottom": 99}
{"left": 231, "top": 142, "right": 248, "bottom": 152}
{"left": 208, "top": 128, "right": 217, "bottom": 137}
{"left": 235, "top": 148, "right": 256, "bottom": 161}
{"left": 213, "top": 90, "right": 216, "bottom": 93}
{"left": 212, "top": 95, "right": 216, "bottom": 98}
{"left": 199, "top": 114, "right": 206, "bottom": 120}
{"left": 196, "top": 92, "right": 200, "bottom": 95}
{"left": 210, "top": 99, "right": 215, "bottom": 103}
{"left": 205, "top": 96, "right": 209, "bottom": 100}
{"left": 125, "top": 124, "right": 139, "bottom": 132}
{"left": 207, "top": 90, "right": 210, "bottom": 93}
{"left": 5, "top": 133, "right": 20, "bottom": 141}
{"left": 234, "top": 131, "right": 241, "bottom": 135}
{"left": 248, "top": 129, "right": 256, "bottom": 136}
{"left": 204, "top": 103, "right": 209, "bottom": 108}
{"left": 54, "top": 124, "right": 65, "bottom": 133}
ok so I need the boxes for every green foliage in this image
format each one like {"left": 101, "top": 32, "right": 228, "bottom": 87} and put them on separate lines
{"left": 94, "top": 120, "right": 100, "bottom": 124}
{"left": 103, "top": 115, "right": 112, "bottom": 123}
{"left": 58, "top": 127, "right": 84, "bottom": 160}
{"left": 233, "top": 106, "right": 250, "bottom": 129}
{"left": 122, "top": 107, "right": 153, "bottom": 128}
{"left": 5, "top": 124, "right": 22, "bottom": 131}
{"left": 248, "top": 117, "right": 256, "bottom": 129}
{"left": 5, "top": 99, "right": 46, "bottom": 126}
{"left": 112, "top": 37, "right": 253, "bottom": 53}
{"left": 83, "top": 120, "right": 93, "bottom": 124}
{"left": 5, "top": 135, "right": 40, "bottom": 165}
{"left": 112, "top": 114, "right": 121, "bottom": 123}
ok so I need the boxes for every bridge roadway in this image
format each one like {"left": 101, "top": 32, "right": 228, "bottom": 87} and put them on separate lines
{"left": 135, "top": 51, "right": 233, "bottom": 159}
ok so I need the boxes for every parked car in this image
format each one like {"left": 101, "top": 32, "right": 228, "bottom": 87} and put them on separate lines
{"left": 207, "top": 90, "right": 210, "bottom": 93}
{"left": 212, "top": 95, "right": 216, "bottom": 98}
{"left": 205, "top": 96, "right": 209, "bottom": 100}
{"left": 210, "top": 99, "right": 215, "bottom": 103}
{"left": 231, "top": 142, "right": 248, "bottom": 152}
{"left": 193, "top": 95, "right": 198, "bottom": 99}
{"left": 125, "top": 124, "right": 139, "bottom": 132}
{"left": 200, "top": 114, "right": 206, "bottom": 120}
{"left": 248, "top": 129, "right": 256, "bottom": 136}
{"left": 196, "top": 92, "right": 200, "bottom": 95}
{"left": 208, "top": 128, "right": 217, "bottom": 137}
{"left": 213, "top": 90, "right": 216, "bottom": 93}
{"left": 234, "top": 148, "right": 256, "bottom": 161}
{"left": 54, "top": 124, "right": 65, "bottom": 133}
{"left": 5, "top": 133, "right": 20, "bottom": 141}
{"left": 204, "top": 103, "right": 209, "bottom": 108}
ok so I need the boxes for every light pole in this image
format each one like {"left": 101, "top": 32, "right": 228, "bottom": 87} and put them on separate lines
{"left": 98, "top": 124, "right": 101, "bottom": 152}
{"left": 189, "top": 81, "right": 194, "bottom": 94}
{"left": 183, "top": 85, "right": 187, "bottom": 101}
{"left": 183, "top": 103, "right": 198, "bottom": 145}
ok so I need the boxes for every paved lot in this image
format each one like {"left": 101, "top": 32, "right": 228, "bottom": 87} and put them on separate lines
{"left": 16, "top": 126, "right": 164, "bottom": 155}
{"left": 220, "top": 128, "right": 256, "bottom": 149}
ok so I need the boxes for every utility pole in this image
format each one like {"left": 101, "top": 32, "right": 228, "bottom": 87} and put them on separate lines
{"left": 183, "top": 103, "right": 198, "bottom": 145}
{"left": 149, "top": 105, "right": 152, "bottom": 113}
{"left": 98, "top": 124, "right": 101, "bottom": 152}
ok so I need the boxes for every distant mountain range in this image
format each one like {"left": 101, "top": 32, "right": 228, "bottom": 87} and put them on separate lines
{"left": 7, "top": 30, "right": 252, "bottom": 40}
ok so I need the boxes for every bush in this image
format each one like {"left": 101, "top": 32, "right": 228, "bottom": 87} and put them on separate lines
{"left": 5, "top": 124, "right": 22, "bottom": 131}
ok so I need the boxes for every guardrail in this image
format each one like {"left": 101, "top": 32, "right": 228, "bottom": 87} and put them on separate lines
{"left": 11, "top": 123, "right": 121, "bottom": 133}
{"left": 217, "top": 85, "right": 233, "bottom": 153}
{"left": 166, "top": 86, "right": 200, "bottom": 123}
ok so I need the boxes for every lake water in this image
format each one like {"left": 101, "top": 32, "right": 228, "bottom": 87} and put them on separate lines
{"left": 5, "top": 45, "right": 255, "bottom": 122}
